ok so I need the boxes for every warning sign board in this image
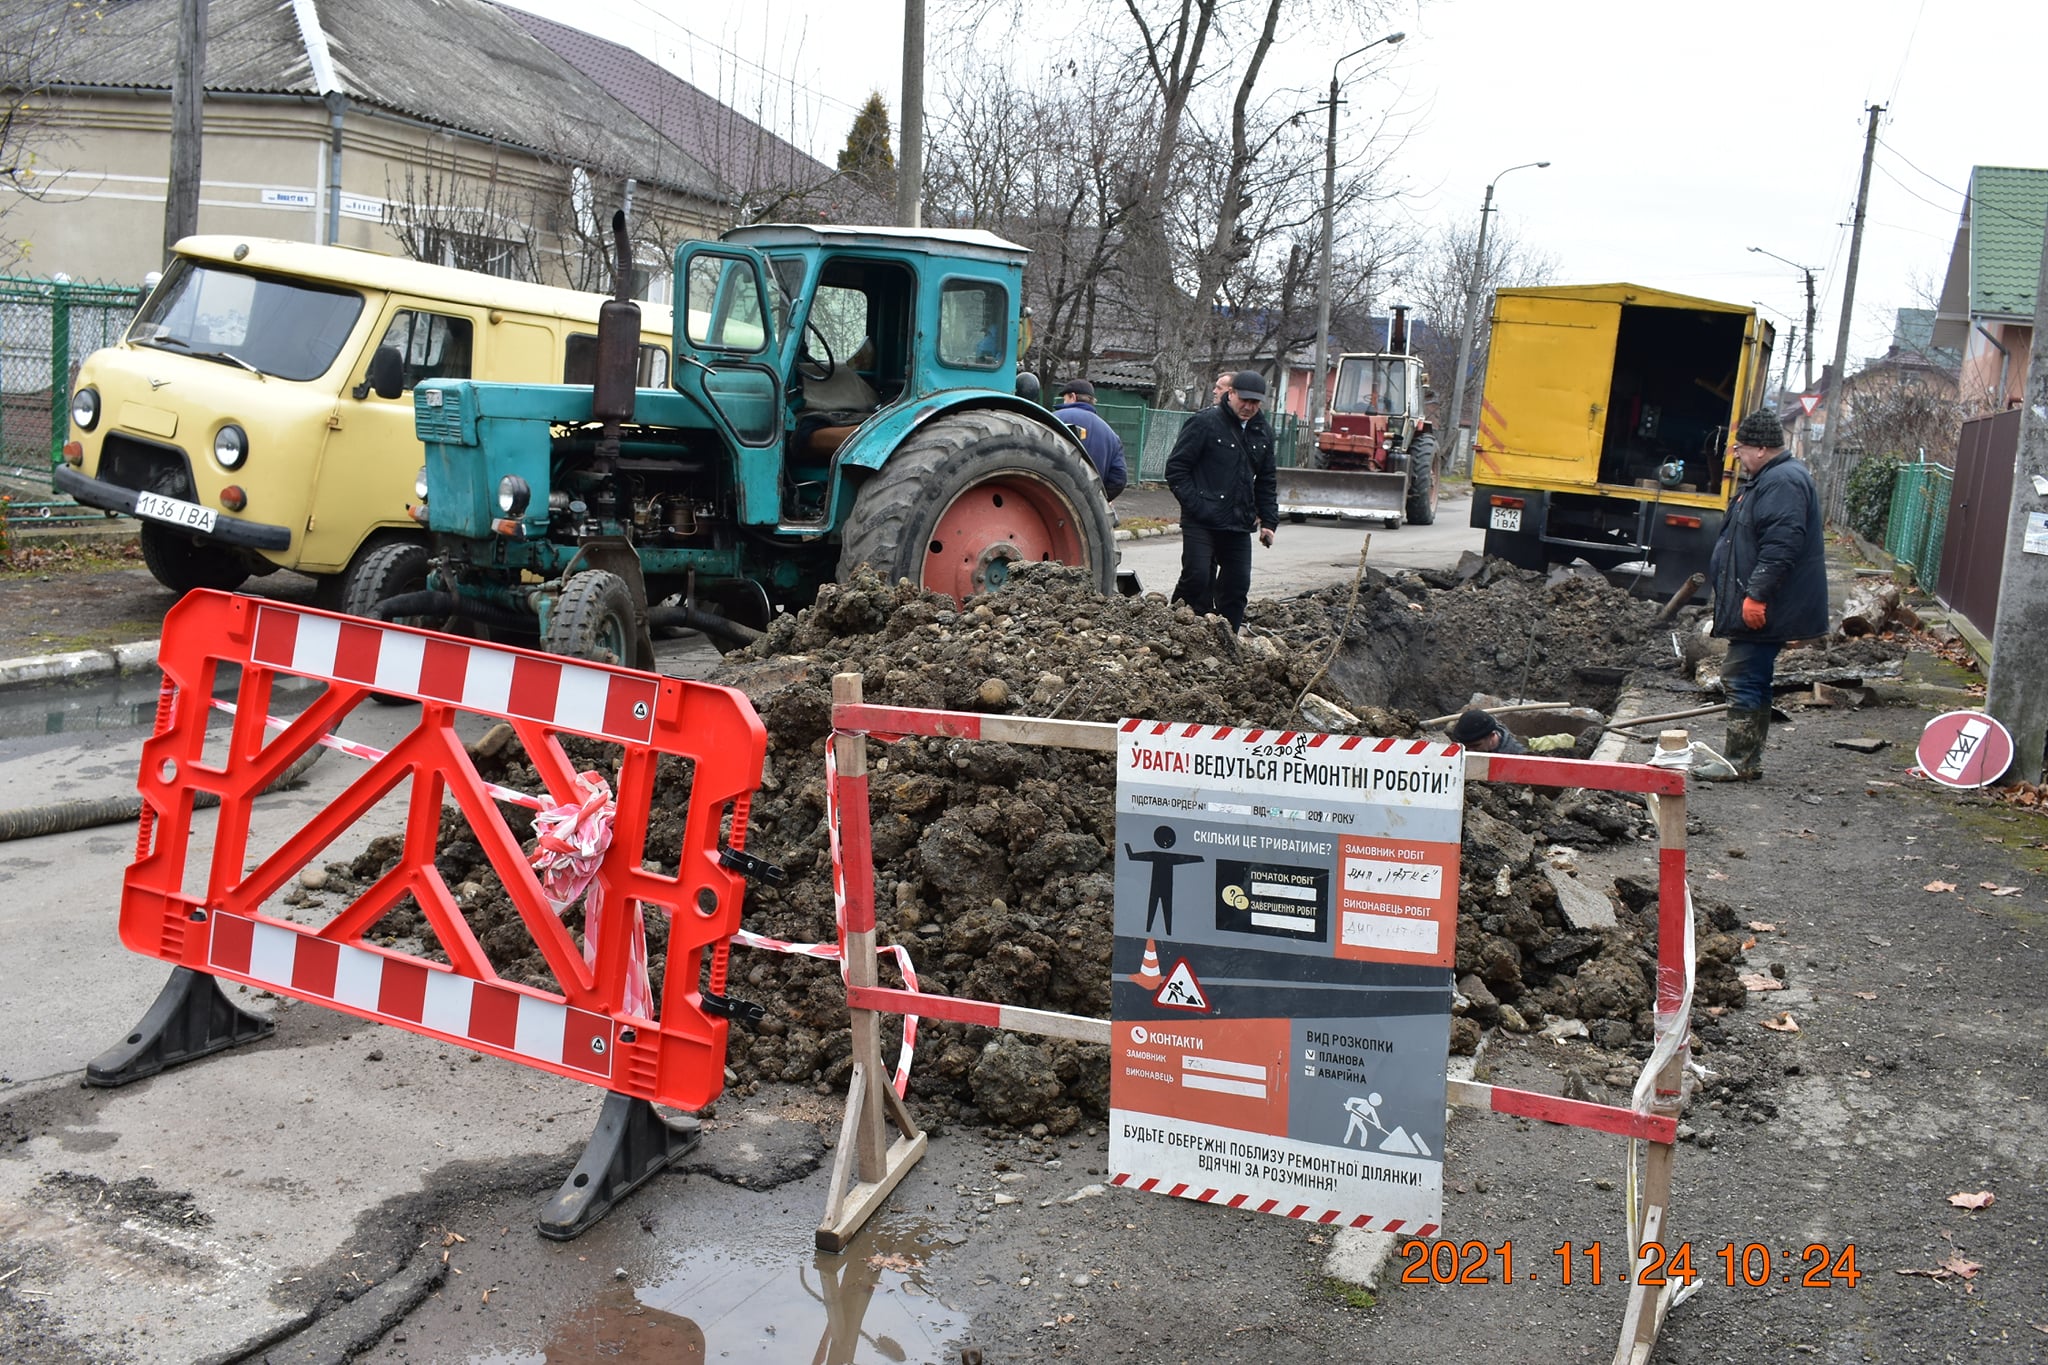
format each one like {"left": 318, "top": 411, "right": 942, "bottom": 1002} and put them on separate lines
{"left": 1915, "top": 710, "right": 2014, "bottom": 788}
{"left": 1109, "top": 724, "right": 1462, "bottom": 1230}
{"left": 1799, "top": 393, "right": 1821, "bottom": 416}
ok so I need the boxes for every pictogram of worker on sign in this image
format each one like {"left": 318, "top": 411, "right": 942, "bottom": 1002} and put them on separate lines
{"left": 1124, "top": 825, "right": 1202, "bottom": 935}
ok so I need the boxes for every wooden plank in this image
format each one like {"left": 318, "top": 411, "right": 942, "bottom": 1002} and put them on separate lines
{"left": 816, "top": 1124, "right": 929, "bottom": 1252}
{"left": 846, "top": 984, "right": 1113, "bottom": 1044}
{"left": 833, "top": 702, "right": 1118, "bottom": 752}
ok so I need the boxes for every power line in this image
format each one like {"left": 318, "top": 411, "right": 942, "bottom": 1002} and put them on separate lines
{"left": 1877, "top": 138, "right": 2047, "bottom": 230}
{"left": 605, "top": 0, "right": 868, "bottom": 119}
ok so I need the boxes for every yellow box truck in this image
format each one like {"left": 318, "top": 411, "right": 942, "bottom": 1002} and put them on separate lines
{"left": 1467, "top": 283, "right": 1775, "bottom": 598}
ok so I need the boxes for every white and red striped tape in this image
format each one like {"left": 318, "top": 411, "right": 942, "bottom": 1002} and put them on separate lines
{"left": 1117, "top": 718, "right": 1460, "bottom": 758}
{"left": 1108, "top": 1173, "right": 1439, "bottom": 1236}
{"left": 251, "top": 605, "right": 660, "bottom": 746}
{"left": 208, "top": 910, "right": 614, "bottom": 1077}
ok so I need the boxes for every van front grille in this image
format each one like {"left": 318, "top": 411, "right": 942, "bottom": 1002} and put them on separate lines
{"left": 100, "top": 433, "right": 193, "bottom": 497}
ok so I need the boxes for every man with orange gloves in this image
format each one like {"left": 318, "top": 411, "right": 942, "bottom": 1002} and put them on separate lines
{"left": 1705, "top": 409, "right": 1827, "bottom": 780}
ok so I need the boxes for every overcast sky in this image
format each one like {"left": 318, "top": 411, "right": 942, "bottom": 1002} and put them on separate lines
{"left": 505, "top": 0, "right": 2046, "bottom": 373}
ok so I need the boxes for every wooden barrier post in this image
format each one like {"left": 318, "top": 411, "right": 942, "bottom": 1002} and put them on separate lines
{"left": 1614, "top": 728, "right": 1694, "bottom": 1363}
{"left": 816, "top": 673, "right": 928, "bottom": 1252}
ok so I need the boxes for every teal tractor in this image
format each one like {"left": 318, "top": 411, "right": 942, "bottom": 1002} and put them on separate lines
{"left": 383, "top": 218, "right": 1116, "bottom": 665}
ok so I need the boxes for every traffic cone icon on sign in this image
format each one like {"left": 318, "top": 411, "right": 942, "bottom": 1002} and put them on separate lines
{"left": 1132, "top": 939, "right": 1164, "bottom": 991}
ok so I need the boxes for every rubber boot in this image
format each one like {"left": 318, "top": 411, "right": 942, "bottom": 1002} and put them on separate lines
{"left": 1700, "top": 706, "right": 1768, "bottom": 781}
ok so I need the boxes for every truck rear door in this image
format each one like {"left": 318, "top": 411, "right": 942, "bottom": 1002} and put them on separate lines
{"left": 1474, "top": 293, "right": 1619, "bottom": 483}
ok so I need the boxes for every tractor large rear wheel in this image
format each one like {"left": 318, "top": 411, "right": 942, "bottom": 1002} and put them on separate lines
{"left": 838, "top": 410, "right": 1115, "bottom": 601}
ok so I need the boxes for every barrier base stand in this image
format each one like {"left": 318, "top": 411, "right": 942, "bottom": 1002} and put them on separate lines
{"left": 815, "top": 1060, "right": 927, "bottom": 1253}
{"left": 537, "top": 1092, "right": 701, "bottom": 1241}
{"left": 85, "top": 967, "right": 276, "bottom": 1087}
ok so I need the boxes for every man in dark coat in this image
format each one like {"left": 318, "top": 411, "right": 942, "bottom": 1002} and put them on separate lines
{"left": 1053, "top": 379, "right": 1127, "bottom": 500}
{"left": 1705, "top": 409, "right": 1828, "bottom": 779}
{"left": 1164, "top": 369, "right": 1279, "bottom": 630}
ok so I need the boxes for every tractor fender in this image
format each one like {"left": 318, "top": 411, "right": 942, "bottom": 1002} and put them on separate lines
{"left": 831, "top": 392, "right": 1083, "bottom": 474}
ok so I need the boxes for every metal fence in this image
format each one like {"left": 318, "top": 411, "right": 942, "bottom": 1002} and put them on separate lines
{"left": 1883, "top": 460, "right": 1952, "bottom": 585}
{"left": 1, "top": 275, "right": 147, "bottom": 505}
{"left": 1104, "top": 405, "right": 1307, "bottom": 484}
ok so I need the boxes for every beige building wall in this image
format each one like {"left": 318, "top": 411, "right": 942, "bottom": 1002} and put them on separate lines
{"left": 1958, "top": 320, "right": 2034, "bottom": 412}
{"left": 2, "top": 91, "right": 727, "bottom": 294}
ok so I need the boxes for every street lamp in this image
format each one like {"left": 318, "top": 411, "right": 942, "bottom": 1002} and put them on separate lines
{"left": 1445, "top": 160, "right": 1549, "bottom": 475}
{"left": 1747, "top": 246, "right": 1817, "bottom": 393}
{"left": 1311, "top": 30, "right": 1404, "bottom": 435}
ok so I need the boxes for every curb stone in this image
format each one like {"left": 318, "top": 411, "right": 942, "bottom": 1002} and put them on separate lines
{"left": 0, "top": 639, "right": 159, "bottom": 694}
{"left": 1114, "top": 524, "right": 1180, "bottom": 542}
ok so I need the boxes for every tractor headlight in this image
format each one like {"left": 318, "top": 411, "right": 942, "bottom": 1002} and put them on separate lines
{"left": 496, "top": 475, "right": 531, "bottom": 516}
{"left": 213, "top": 424, "right": 248, "bottom": 470}
{"left": 414, "top": 467, "right": 431, "bottom": 501}
{"left": 71, "top": 387, "right": 100, "bottom": 431}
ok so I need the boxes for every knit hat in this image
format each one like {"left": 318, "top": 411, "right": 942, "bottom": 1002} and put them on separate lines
{"left": 1060, "top": 379, "right": 1095, "bottom": 398}
{"left": 1735, "top": 409, "right": 1786, "bottom": 449}
{"left": 1229, "top": 370, "right": 1268, "bottom": 398}
{"left": 1449, "top": 709, "right": 1502, "bottom": 745}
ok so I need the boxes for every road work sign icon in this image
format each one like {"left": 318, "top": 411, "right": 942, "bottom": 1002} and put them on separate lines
{"left": 1108, "top": 722, "right": 1462, "bottom": 1230}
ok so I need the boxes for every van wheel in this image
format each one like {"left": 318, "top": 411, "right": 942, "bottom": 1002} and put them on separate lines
{"left": 545, "top": 570, "right": 637, "bottom": 666}
{"left": 139, "top": 523, "right": 249, "bottom": 595}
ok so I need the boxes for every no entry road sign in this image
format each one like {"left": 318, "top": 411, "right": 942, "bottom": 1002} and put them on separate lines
{"left": 1915, "top": 710, "right": 2014, "bottom": 789}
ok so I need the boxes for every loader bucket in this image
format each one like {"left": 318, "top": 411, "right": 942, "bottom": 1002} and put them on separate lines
{"left": 1273, "top": 468, "right": 1410, "bottom": 523}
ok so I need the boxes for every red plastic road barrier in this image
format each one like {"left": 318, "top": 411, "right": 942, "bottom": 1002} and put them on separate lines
{"left": 121, "top": 590, "right": 767, "bottom": 1112}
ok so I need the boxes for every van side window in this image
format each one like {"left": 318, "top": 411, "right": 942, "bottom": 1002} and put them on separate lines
{"left": 377, "top": 311, "right": 473, "bottom": 392}
{"left": 565, "top": 335, "right": 672, "bottom": 388}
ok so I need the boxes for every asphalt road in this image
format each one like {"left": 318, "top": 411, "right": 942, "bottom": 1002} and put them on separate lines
{"left": 1118, "top": 494, "right": 1483, "bottom": 598}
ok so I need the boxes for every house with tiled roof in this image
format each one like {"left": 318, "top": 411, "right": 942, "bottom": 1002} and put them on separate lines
{"left": 496, "top": 5, "right": 871, "bottom": 225}
{"left": 0, "top": 0, "right": 807, "bottom": 293}
{"left": 1932, "top": 165, "right": 2048, "bottom": 412}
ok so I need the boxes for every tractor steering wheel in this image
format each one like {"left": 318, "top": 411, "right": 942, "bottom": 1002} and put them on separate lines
{"left": 797, "top": 320, "right": 836, "bottom": 383}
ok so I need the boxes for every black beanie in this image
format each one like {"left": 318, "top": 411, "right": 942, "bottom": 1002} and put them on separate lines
{"left": 1449, "top": 709, "right": 1502, "bottom": 745}
{"left": 1736, "top": 409, "right": 1786, "bottom": 449}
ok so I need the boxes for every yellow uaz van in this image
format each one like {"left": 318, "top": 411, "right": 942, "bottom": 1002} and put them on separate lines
{"left": 58, "top": 237, "right": 672, "bottom": 606}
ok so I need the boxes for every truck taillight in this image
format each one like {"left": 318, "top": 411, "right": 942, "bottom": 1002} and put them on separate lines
{"left": 1490, "top": 495, "right": 1524, "bottom": 509}
{"left": 1664, "top": 514, "right": 1702, "bottom": 529}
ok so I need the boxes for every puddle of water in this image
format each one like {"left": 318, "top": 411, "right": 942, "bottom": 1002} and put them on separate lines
{"left": 474, "top": 1217, "right": 970, "bottom": 1365}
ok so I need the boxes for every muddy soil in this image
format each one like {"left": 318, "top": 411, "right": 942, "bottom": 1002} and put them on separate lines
{"left": 305, "top": 561, "right": 1902, "bottom": 1131}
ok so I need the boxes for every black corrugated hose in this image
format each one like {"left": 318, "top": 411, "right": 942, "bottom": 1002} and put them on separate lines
{"left": 0, "top": 741, "right": 325, "bottom": 842}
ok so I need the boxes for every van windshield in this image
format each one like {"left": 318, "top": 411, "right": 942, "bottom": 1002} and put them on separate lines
{"left": 131, "top": 258, "right": 365, "bottom": 381}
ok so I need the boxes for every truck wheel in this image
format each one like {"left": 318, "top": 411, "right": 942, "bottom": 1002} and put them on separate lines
{"left": 1404, "top": 436, "right": 1439, "bottom": 526}
{"left": 838, "top": 409, "right": 1115, "bottom": 601}
{"left": 545, "top": 569, "right": 636, "bottom": 666}
{"left": 138, "top": 522, "right": 250, "bottom": 595}
{"left": 339, "top": 541, "right": 431, "bottom": 621}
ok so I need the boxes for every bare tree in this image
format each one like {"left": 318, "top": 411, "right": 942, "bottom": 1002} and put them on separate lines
{"left": 1841, "top": 367, "right": 1968, "bottom": 464}
{"left": 0, "top": 0, "right": 92, "bottom": 270}
{"left": 1398, "top": 217, "right": 1557, "bottom": 427}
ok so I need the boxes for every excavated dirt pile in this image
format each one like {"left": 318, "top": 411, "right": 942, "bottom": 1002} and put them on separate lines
{"left": 329, "top": 561, "right": 1771, "bottom": 1131}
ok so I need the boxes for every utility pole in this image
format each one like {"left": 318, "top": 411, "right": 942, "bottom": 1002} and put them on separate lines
{"left": 895, "top": 0, "right": 924, "bottom": 228}
{"left": 1801, "top": 268, "right": 1816, "bottom": 392}
{"left": 1778, "top": 325, "right": 1798, "bottom": 400}
{"left": 164, "top": 0, "right": 207, "bottom": 260}
{"left": 1815, "top": 103, "right": 1884, "bottom": 518}
{"left": 1446, "top": 160, "right": 1548, "bottom": 475}
{"left": 1984, "top": 217, "right": 2048, "bottom": 783}
{"left": 1309, "top": 32, "right": 1404, "bottom": 438}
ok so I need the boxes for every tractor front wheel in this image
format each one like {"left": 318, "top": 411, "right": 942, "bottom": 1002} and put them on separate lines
{"left": 545, "top": 569, "right": 638, "bottom": 666}
{"left": 1404, "top": 433, "right": 1439, "bottom": 526}
{"left": 837, "top": 410, "right": 1115, "bottom": 601}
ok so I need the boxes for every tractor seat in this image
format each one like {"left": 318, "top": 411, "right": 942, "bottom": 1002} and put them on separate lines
{"left": 801, "top": 421, "right": 863, "bottom": 458}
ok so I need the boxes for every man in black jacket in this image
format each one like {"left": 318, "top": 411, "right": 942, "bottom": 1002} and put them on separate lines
{"left": 1164, "top": 370, "right": 1279, "bottom": 630}
{"left": 1705, "top": 409, "right": 1828, "bottom": 780}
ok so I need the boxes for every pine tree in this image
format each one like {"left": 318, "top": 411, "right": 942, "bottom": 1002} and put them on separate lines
{"left": 838, "top": 93, "right": 896, "bottom": 200}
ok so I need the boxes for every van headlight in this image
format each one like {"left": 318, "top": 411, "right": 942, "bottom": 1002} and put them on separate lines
{"left": 497, "top": 475, "right": 531, "bottom": 516}
{"left": 71, "top": 387, "right": 100, "bottom": 431}
{"left": 212, "top": 424, "right": 248, "bottom": 470}
{"left": 414, "top": 466, "right": 431, "bottom": 501}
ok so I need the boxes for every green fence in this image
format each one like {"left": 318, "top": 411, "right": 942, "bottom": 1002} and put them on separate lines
{"left": 1, "top": 275, "right": 148, "bottom": 522}
{"left": 1099, "top": 404, "right": 1308, "bottom": 483}
{"left": 1883, "top": 460, "right": 1952, "bottom": 585}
